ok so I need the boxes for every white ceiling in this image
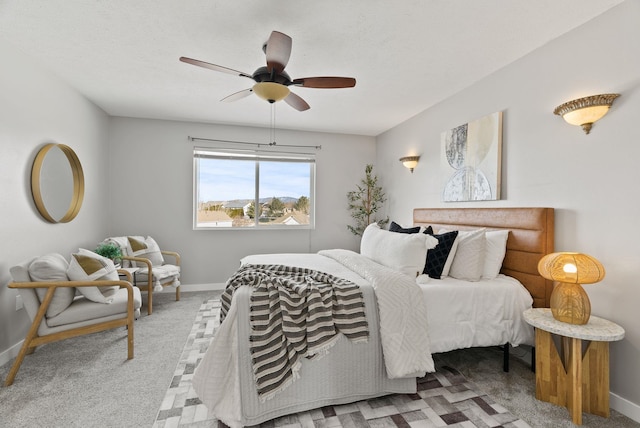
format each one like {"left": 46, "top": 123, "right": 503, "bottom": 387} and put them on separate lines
{"left": 0, "top": 0, "right": 624, "bottom": 136}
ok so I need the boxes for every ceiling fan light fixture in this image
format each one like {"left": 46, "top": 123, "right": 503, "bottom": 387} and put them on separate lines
{"left": 253, "top": 82, "right": 290, "bottom": 103}
{"left": 181, "top": 31, "right": 356, "bottom": 111}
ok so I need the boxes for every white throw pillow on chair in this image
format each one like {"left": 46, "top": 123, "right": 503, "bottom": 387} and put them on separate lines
{"left": 67, "top": 249, "right": 120, "bottom": 304}
{"left": 28, "top": 253, "right": 75, "bottom": 318}
{"left": 127, "top": 236, "right": 164, "bottom": 267}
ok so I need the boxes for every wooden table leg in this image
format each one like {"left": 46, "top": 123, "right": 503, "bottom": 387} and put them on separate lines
{"left": 583, "top": 341, "right": 610, "bottom": 418}
{"left": 562, "top": 336, "right": 571, "bottom": 367}
{"left": 566, "top": 337, "right": 583, "bottom": 425}
{"left": 535, "top": 329, "right": 567, "bottom": 407}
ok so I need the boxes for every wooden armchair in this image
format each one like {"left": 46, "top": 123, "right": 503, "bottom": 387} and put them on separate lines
{"left": 102, "top": 236, "right": 180, "bottom": 315}
{"left": 5, "top": 255, "right": 142, "bottom": 386}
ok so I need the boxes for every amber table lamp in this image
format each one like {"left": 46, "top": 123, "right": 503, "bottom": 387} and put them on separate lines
{"left": 537, "top": 252, "right": 605, "bottom": 325}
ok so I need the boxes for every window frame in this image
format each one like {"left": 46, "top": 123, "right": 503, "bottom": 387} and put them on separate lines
{"left": 193, "top": 147, "right": 315, "bottom": 230}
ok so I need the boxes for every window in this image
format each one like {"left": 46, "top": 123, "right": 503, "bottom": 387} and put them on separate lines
{"left": 194, "top": 148, "right": 315, "bottom": 229}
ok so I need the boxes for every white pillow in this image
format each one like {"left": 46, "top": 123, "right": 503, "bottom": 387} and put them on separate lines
{"left": 483, "top": 230, "right": 510, "bottom": 279}
{"left": 67, "top": 249, "right": 119, "bottom": 304}
{"left": 28, "top": 253, "right": 75, "bottom": 318}
{"left": 448, "top": 229, "right": 486, "bottom": 281}
{"left": 360, "top": 223, "right": 438, "bottom": 277}
{"left": 127, "top": 236, "right": 164, "bottom": 267}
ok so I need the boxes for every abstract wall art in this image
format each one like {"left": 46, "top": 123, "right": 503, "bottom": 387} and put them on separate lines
{"left": 440, "top": 111, "right": 502, "bottom": 202}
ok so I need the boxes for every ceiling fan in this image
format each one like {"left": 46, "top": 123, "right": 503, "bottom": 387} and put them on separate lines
{"left": 179, "top": 31, "right": 356, "bottom": 111}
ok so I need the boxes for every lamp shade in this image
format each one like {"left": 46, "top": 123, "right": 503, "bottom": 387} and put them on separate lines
{"left": 561, "top": 105, "right": 610, "bottom": 127}
{"left": 538, "top": 252, "right": 605, "bottom": 284}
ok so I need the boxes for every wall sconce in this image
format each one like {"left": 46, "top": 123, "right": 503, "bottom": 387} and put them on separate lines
{"left": 553, "top": 93, "right": 619, "bottom": 134}
{"left": 399, "top": 156, "right": 420, "bottom": 173}
{"left": 537, "top": 252, "right": 605, "bottom": 325}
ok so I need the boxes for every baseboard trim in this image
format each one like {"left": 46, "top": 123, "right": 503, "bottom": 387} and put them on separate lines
{"left": 611, "top": 392, "right": 640, "bottom": 423}
{"left": 0, "top": 339, "right": 24, "bottom": 368}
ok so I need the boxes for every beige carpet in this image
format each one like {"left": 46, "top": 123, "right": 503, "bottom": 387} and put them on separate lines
{"left": 0, "top": 291, "right": 217, "bottom": 428}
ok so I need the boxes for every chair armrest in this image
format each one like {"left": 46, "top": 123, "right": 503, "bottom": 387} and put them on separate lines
{"left": 160, "top": 250, "right": 180, "bottom": 266}
{"left": 8, "top": 279, "right": 134, "bottom": 291}
{"left": 117, "top": 269, "right": 133, "bottom": 282}
{"left": 121, "top": 256, "right": 152, "bottom": 270}
{"left": 121, "top": 256, "right": 153, "bottom": 290}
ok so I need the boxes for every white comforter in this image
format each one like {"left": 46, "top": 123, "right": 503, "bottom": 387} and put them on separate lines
{"left": 419, "top": 274, "right": 535, "bottom": 352}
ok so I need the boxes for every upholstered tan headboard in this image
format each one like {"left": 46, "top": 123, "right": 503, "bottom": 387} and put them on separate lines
{"left": 413, "top": 207, "right": 554, "bottom": 308}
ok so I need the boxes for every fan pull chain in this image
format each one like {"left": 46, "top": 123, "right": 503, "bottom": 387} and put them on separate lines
{"left": 270, "top": 103, "right": 277, "bottom": 146}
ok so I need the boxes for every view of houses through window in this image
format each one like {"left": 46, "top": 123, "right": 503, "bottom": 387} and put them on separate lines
{"left": 194, "top": 148, "right": 314, "bottom": 229}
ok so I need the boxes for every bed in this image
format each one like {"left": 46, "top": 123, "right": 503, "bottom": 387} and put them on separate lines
{"left": 192, "top": 207, "right": 554, "bottom": 427}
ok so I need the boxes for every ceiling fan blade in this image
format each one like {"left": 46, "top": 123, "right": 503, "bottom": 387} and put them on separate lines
{"left": 265, "top": 31, "right": 292, "bottom": 73}
{"left": 292, "top": 76, "right": 356, "bottom": 88}
{"left": 221, "top": 88, "right": 253, "bottom": 102}
{"left": 179, "top": 57, "right": 253, "bottom": 79}
{"left": 284, "top": 92, "right": 310, "bottom": 111}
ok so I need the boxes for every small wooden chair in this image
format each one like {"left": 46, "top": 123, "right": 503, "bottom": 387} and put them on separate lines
{"left": 102, "top": 236, "right": 181, "bottom": 315}
{"left": 5, "top": 255, "right": 142, "bottom": 386}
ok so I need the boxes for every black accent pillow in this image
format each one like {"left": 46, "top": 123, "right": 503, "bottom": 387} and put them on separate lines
{"left": 423, "top": 230, "right": 459, "bottom": 279}
{"left": 389, "top": 221, "right": 421, "bottom": 234}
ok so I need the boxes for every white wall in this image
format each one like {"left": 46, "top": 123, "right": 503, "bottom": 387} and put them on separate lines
{"left": 107, "top": 117, "right": 376, "bottom": 285}
{"left": 377, "top": 0, "right": 640, "bottom": 418}
{"left": 0, "top": 40, "right": 111, "bottom": 361}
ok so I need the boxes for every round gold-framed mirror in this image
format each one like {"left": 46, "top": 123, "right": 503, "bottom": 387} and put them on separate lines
{"left": 31, "top": 143, "right": 85, "bottom": 223}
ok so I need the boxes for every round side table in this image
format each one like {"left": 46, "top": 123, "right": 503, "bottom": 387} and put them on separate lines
{"left": 523, "top": 308, "right": 624, "bottom": 425}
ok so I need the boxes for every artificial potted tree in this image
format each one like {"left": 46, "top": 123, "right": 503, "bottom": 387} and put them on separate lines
{"left": 347, "top": 164, "right": 389, "bottom": 236}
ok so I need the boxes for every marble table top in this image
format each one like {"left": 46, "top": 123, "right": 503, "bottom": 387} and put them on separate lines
{"left": 523, "top": 308, "right": 625, "bottom": 341}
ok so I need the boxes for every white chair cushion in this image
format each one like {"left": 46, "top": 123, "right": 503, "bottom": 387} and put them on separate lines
{"left": 27, "top": 253, "right": 75, "bottom": 318}
{"left": 135, "top": 265, "right": 180, "bottom": 291}
{"left": 46, "top": 287, "right": 142, "bottom": 328}
{"left": 10, "top": 259, "right": 46, "bottom": 323}
{"left": 135, "top": 264, "right": 180, "bottom": 278}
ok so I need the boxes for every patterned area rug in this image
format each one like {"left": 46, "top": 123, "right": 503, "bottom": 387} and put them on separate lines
{"left": 153, "top": 299, "right": 531, "bottom": 427}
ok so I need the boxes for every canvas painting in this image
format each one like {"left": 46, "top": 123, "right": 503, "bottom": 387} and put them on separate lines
{"left": 440, "top": 111, "right": 502, "bottom": 202}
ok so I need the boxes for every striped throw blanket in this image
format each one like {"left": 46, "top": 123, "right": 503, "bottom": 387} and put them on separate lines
{"left": 219, "top": 264, "right": 369, "bottom": 401}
